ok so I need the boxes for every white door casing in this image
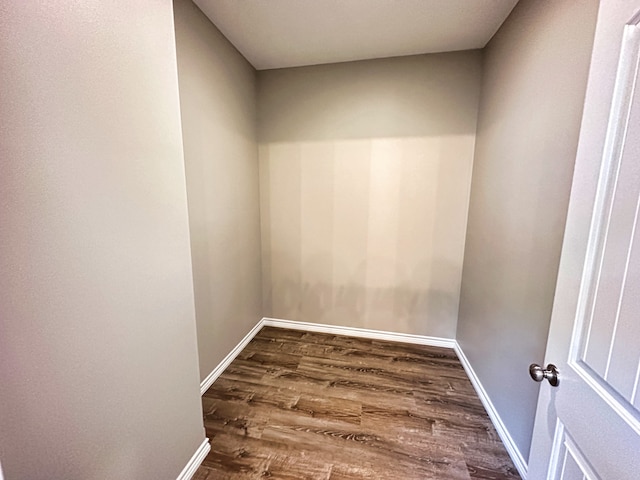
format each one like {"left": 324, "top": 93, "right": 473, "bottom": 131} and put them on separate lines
{"left": 528, "top": 1, "right": 640, "bottom": 479}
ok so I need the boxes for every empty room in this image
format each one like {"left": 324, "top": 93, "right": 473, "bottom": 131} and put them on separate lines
{"left": 2, "top": 0, "right": 639, "bottom": 479}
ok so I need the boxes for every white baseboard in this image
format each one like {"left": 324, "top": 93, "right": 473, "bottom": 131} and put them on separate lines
{"left": 454, "top": 342, "right": 528, "bottom": 479}
{"left": 200, "top": 320, "right": 264, "bottom": 395}
{"left": 262, "top": 317, "right": 456, "bottom": 348}
{"left": 176, "top": 438, "right": 210, "bottom": 480}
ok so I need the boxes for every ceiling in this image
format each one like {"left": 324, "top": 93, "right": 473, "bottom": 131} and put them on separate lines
{"left": 193, "top": 0, "right": 519, "bottom": 70}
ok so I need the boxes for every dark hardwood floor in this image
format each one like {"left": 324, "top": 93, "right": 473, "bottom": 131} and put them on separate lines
{"left": 195, "top": 327, "right": 520, "bottom": 479}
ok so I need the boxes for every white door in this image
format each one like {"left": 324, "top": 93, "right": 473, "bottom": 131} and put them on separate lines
{"left": 528, "top": 1, "right": 640, "bottom": 479}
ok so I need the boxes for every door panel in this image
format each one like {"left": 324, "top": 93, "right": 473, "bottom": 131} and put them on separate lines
{"left": 580, "top": 53, "right": 640, "bottom": 400}
{"left": 549, "top": 425, "right": 598, "bottom": 480}
{"left": 573, "top": 10, "right": 640, "bottom": 427}
{"left": 528, "top": 1, "right": 640, "bottom": 478}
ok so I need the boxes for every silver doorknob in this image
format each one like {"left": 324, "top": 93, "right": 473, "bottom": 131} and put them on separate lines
{"left": 529, "top": 363, "right": 560, "bottom": 387}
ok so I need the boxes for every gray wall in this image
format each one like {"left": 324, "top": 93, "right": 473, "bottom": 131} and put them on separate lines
{"left": 258, "top": 52, "right": 482, "bottom": 337}
{"left": 457, "top": 0, "right": 599, "bottom": 461}
{"left": 0, "top": 1, "right": 205, "bottom": 479}
{"left": 173, "top": 0, "right": 263, "bottom": 382}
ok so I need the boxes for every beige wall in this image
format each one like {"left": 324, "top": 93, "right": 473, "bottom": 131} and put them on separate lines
{"left": 258, "top": 52, "right": 482, "bottom": 337}
{"left": 173, "top": 0, "right": 263, "bottom": 382}
{"left": 457, "top": 0, "right": 599, "bottom": 461}
{"left": 0, "top": 2, "right": 205, "bottom": 479}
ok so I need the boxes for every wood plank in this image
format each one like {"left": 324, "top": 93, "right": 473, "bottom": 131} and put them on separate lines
{"left": 196, "top": 327, "right": 520, "bottom": 479}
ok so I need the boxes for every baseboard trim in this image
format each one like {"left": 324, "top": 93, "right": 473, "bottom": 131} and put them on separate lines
{"left": 176, "top": 438, "right": 210, "bottom": 480}
{"left": 262, "top": 317, "right": 456, "bottom": 348}
{"left": 199, "top": 320, "right": 264, "bottom": 395}
{"left": 454, "top": 342, "right": 528, "bottom": 479}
